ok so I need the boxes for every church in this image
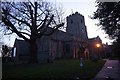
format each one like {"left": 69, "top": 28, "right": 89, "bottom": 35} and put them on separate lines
{"left": 14, "top": 12, "right": 101, "bottom": 63}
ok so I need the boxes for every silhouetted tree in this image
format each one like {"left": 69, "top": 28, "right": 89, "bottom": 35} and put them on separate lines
{"left": 92, "top": 2, "right": 120, "bottom": 39}
{"left": 2, "top": 45, "right": 12, "bottom": 62}
{"left": 92, "top": 2, "right": 120, "bottom": 58}
{"left": 2, "top": 45, "right": 9, "bottom": 57}
{"left": 112, "top": 36, "right": 120, "bottom": 59}
{"left": 1, "top": 1, "right": 64, "bottom": 63}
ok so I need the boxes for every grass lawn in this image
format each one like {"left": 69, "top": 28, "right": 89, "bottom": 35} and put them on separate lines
{"left": 2, "top": 59, "right": 105, "bottom": 79}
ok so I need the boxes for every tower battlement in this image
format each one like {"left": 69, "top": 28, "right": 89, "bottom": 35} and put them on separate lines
{"left": 66, "top": 12, "right": 88, "bottom": 40}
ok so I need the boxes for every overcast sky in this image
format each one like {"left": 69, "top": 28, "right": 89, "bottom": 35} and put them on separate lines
{"left": 0, "top": 0, "right": 114, "bottom": 46}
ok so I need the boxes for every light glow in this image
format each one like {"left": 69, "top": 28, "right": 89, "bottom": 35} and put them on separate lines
{"left": 96, "top": 43, "right": 100, "bottom": 48}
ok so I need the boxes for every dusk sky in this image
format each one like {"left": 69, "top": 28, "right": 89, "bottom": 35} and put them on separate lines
{"left": 1, "top": 0, "right": 114, "bottom": 46}
{"left": 50, "top": 0, "right": 114, "bottom": 44}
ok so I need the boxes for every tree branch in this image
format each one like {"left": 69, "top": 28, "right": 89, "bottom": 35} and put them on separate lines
{"left": 37, "top": 15, "right": 54, "bottom": 38}
{"left": 19, "top": 31, "right": 31, "bottom": 37}
{"left": 37, "top": 15, "right": 48, "bottom": 31}
{"left": 28, "top": 1, "right": 35, "bottom": 8}
{"left": 2, "top": 7, "right": 32, "bottom": 28}
{"left": 40, "top": 15, "right": 54, "bottom": 34}
{"left": 7, "top": 12, "right": 32, "bottom": 28}
{"left": 44, "top": 23, "right": 64, "bottom": 36}
{"left": 2, "top": 16, "right": 30, "bottom": 41}
{"left": 10, "top": 3, "right": 30, "bottom": 19}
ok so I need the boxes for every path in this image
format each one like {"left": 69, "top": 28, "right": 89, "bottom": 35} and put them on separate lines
{"left": 93, "top": 59, "right": 120, "bottom": 80}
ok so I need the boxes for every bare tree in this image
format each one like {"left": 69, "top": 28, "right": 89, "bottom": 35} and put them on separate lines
{"left": 1, "top": 0, "right": 64, "bottom": 63}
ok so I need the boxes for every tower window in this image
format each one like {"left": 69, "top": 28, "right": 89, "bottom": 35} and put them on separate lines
{"left": 71, "top": 20, "right": 73, "bottom": 23}
{"left": 81, "top": 19, "right": 83, "bottom": 23}
{"left": 82, "top": 28, "right": 84, "bottom": 33}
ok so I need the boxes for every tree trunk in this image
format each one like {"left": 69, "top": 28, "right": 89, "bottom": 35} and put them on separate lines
{"left": 29, "top": 39, "right": 38, "bottom": 63}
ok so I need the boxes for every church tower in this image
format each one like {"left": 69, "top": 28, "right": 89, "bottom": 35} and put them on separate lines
{"left": 66, "top": 12, "right": 88, "bottom": 40}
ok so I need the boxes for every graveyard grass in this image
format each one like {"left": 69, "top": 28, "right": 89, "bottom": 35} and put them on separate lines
{"left": 3, "top": 59, "right": 105, "bottom": 79}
